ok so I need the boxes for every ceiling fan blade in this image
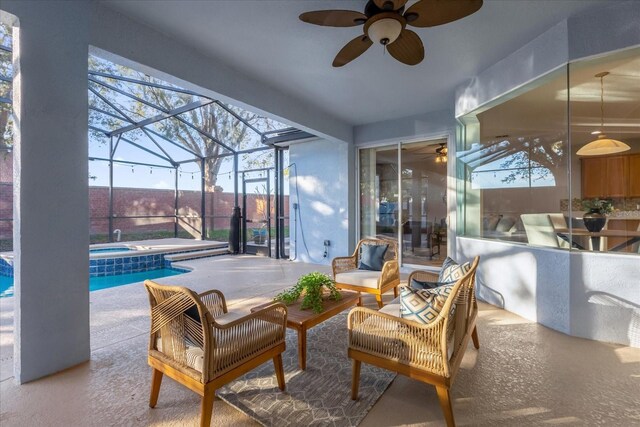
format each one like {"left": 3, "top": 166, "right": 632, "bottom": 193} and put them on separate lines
{"left": 387, "top": 29, "right": 424, "bottom": 65}
{"left": 299, "top": 10, "right": 368, "bottom": 27}
{"left": 404, "top": 0, "right": 483, "bottom": 27}
{"left": 372, "top": 0, "right": 408, "bottom": 11}
{"left": 333, "top": 35, "right": 373, "bottom": 67}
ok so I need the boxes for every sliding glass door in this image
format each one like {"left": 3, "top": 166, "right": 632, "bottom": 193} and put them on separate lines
{"left": 400, "top": 140, "right": 448, "bottom": 266}
{"left": 359, "top": 139, "right": 448, "bottom": 267}
{"left": 359, "top": 145, "right": 399, "bottom": 245}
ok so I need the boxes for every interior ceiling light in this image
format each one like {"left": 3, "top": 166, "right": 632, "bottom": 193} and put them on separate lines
{"left": 299, "top": 0, "right": 483, "bottom": 67}
{"left": 435, "top": 143, "right": 448, "bottom": 163}
{"left": 577, "top": 71, "right": 631, "bottom": 156}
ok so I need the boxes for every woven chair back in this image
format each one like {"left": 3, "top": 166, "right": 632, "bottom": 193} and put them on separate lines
{"left": 443, "top": 257, "right": 479, "bottom": 361}
{"left": 144, "top": 281, "right": 212, "bottom": 383}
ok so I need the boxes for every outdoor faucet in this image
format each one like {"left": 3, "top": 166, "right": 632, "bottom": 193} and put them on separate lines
{"left": 113, "top": 229, "right": 122, "bottom": 242}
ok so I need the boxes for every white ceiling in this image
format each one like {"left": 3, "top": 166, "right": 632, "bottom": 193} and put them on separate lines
{"left": 102, "top": 0, "right": 615, "bottom": 127}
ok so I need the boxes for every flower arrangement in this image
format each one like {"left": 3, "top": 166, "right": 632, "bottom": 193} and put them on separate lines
{"left": 581, "top": 198, "right": 614, "bottom": 215}
{"left": 274, "top": 272, "right": 341, "bottom": 314}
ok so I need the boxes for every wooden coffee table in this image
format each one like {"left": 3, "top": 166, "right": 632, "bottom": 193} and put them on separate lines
{"left": 251, "top": 290, "right": 361, "bottom": 370}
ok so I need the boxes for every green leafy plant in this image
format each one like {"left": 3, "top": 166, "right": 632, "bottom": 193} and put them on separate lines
{"left": 581, "top": 198, "right": 615, "bottom": 215}
{"left": 274, "top": 272, "right": 341, "bottom": 314}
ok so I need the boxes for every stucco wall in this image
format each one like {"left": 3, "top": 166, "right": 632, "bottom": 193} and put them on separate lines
{"left": 457, "top": 237, "right": 571, "bottom": 333}
{"left": 2, "top": 1, "right": 92, "bottom": 383}
{"left": 354, "top": 109, "right": 456, "bottom": 146}
{"left": 288, "top": 139, "right": 349, "bottom": 265}
{"left": 457, "top": 238, "right": 640, "bottom": 347}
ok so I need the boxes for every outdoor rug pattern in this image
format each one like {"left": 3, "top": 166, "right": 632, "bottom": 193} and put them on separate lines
{"left": 217, "top": 311, "right": 396, "bottom": 426}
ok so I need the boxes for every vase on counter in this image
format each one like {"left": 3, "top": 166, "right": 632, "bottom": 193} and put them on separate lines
{"left": 583, "top": 209, "right": 606, "bottom": 232}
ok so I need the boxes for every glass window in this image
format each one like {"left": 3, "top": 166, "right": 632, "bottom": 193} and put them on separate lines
{"left": 459, "top": 47, "right": 640, "bottom": 255}
{"left": 458, "top": 67, "right": 570, "bottom": 247}
{"left": 569, "top": 48, "right": 640, "bottom": 254}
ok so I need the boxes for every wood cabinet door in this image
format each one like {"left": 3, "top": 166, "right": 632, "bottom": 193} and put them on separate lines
{"left": 629, "top": 154, "right": 640, "bottom": 197}
{"left": 581, "top": 157, "right": 607, "bottom": 198}
{"left": 606, "top": 156, "right": 629, "bottom": 197}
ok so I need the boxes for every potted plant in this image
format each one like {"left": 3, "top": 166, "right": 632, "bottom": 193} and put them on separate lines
{"left": 274, "top": 272, "right": 341, "bottom": 314}
{"left": 581, "top": 198, "right": 614, "bottom": 232}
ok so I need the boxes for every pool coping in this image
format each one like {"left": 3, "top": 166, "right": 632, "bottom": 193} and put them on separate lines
{"left": 0, "top": 239, "right": 229, "bottom": 278}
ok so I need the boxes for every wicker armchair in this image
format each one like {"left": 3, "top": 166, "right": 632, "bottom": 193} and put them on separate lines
{"left": 332, "top": 238, "right": 400, "bottom": 308}
{"left": 144, "top": 280, "right": 287, "bottom": 427}
{"left": 348, "top": 257, "right": 480, "bottom": 427}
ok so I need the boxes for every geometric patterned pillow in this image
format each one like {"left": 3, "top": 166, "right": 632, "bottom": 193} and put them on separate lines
{"left": 399, "top": 285, "right": 453, "bottom": 325}
{"left": 438, "top": 257, "right": 471, "bottom": 284}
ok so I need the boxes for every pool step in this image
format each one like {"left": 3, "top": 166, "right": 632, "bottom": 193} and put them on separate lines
{"left": 164, "top": 247, "right": 229, "bottom": 262}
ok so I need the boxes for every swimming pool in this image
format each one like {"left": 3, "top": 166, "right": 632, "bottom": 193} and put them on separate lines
{"left": 0, "top": 267, "right": 188, "bottom": 298}
{"left": 89, "top": 247, "right": 136, "bottom": 254}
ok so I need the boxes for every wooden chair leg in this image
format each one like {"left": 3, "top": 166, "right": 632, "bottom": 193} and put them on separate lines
{"left": 435, "top": 385, "right": 455, "bottom": 427}
{"left": 149, "top": 368, "right": 163, "bottom": 408}
{"left": 471, "top": 326, "right": 480, "bottom": 349}
{"left": 393, "top": 286, "right": 399, "bottom": 298}
{"left": 351, "top": 360, "right": 361, "bottom": 400}
{"left": 200, "top": 388, "right": 215, "bottom": 427}
{"left": 375, "top": 294, "right": 384, "bottom": 309}
{"left": 273, "top": 354, "right": 286, "bottom": 391}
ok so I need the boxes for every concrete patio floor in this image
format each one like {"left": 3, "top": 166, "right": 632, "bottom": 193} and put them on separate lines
{"left": 1, "top": 255, "right": 639, "bottom": 426}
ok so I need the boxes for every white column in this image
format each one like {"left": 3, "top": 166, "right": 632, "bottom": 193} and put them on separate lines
{"left": 4, "top": 1, "right": 91, "bottom": 383}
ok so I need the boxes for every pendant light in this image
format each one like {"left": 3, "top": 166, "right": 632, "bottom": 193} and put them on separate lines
{"left": 576, "top": 71, "right": 630, "bottom": 156}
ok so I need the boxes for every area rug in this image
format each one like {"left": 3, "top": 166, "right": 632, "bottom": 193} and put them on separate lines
{"left": 217, "top": 311, "right": 396, "bottom": 426}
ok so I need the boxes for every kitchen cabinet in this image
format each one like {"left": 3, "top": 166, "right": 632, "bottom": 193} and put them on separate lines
{"left": 582, "top": 154, "right": 639, "bottom": 198}
{"left": 581, "top": 157, "right": 607, "bottom": 198}
{"left": 629, "top": 154, "right": 640, "bottom": 197}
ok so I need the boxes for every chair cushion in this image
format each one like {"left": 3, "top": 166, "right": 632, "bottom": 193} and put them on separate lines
{"left": 438, "top": 257, "right": 471, "bottom": 284}
{"left": 156, "top": 337, "right": 204, "bottom": 372}
{"left": 400, "top": 285, "right": 453, "bottom": 324}
{"left": 372, "top": 296, "right": 455, "bottom": 360}
{"left": 213, "top": 311, "right": 246, "bottom": 325}
{"left": 410, "top": 278, "right": 442, "bottom": 290}
{"left": 358, "top": 243, "right": 388, "bottom": 271}
{"left": 155, "top": 316, "right": 281, "bottom": 374}
{"left": 379, "top": 297, "right": 401, "bottom": 316}
{"left": 335, "top": 270, "right": 381, "bottom": 289}
{"left": 184, "top": 305, "right": 201, "bottom": 322}
{"left": 495, "top": 216, "right": 515, "bottom": 232}
{"left": 483, "top": 214, "right": 501, "bottom": 231}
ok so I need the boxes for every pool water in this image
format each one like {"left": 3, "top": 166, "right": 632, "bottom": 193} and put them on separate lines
{"left": 0, "top": 275, "right": 12, "bottom": 298}
{"left": 89, "top": 247, "right": 135, "bottom": 253}
{"left": 89, "top": 268, "right": 186, "bottom": 292}
{"left": 0, "top": 268, "right": 187, "bottom": 298}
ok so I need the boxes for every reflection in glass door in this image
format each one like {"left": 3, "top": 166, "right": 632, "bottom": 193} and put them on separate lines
{"left": 400, "top": 140, "right": 448, "bottom": 267}
{"left": 359, "top": 139, "right": 448, "bottom": 267}
{"left": 359, "top": 146, "right": 399, "bottom": 247}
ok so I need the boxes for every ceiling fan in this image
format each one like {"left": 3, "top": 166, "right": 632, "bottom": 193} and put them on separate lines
{"left": 299, "top": 0, "right": 483, "bottom": 67}
{"left": 435, "top": 143, "right": 448, "bottom": 163}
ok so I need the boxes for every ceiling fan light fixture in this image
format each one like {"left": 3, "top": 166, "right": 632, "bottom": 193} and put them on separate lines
{"left": 367, "top": 17, "right": 402, "bottom": 45}
{"left": 434, "top": 143, "right": 448, "bottom": 163}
